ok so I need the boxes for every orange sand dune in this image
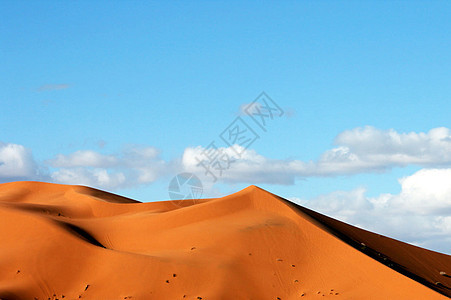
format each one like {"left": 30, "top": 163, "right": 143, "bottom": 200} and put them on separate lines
{"left": 0, "top": 181, "right": 450, "bottom": 300}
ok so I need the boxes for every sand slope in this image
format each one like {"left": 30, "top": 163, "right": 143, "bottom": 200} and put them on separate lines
{"left": 0, "top": 181, "right": 449, "bottom": 299}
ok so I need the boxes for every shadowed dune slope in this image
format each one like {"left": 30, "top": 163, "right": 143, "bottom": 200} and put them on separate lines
{"left": 0, "top": 181, "right": 450, "bottom": 299}
{"left": 280, "top": 197, "right": 451, "bottom": 297}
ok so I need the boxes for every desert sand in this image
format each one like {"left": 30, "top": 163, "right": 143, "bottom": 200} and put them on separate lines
{"left": 0, "top": 181, "right": 450, "bottom": 299}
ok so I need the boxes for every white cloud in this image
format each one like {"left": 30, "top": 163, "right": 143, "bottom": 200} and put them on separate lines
{"left": 181, "top": 143, "right": 382, "bottom": 185}
{"left": 51, "top": 168, "right": 126, "bottom": 190}
{"left": 291, "top": 168, "right": 451, "bottom": 254}
{"left": 5, "top": 125, "right": 451, "bottom": 193}
{"left": 48, "top": 150, "right": 118, "bottom": 168}
{"left": 0, "top": 142, "right": 172, "bottom": 190}
{"left": 301, "top": 126, "right": 451, "bottom": 176}
{"left": 334, "top": 126, "right": 451, "bottom": 166}
{"left": 182, "top": 145, "right": 298, "bottom": 185}
{"left": 47, "top": 145, "right": 170, "bottom": 190}
{"left": 391, "top": 168, "right": 451, "bottom": 215}
{"left": 0, "top": 142, "right": 40, "bottom": 181}
{"left": 181, "top": 126, "right": 451, "bottom": 185}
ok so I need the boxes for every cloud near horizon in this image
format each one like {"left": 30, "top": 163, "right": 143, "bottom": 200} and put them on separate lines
{"left": 3, "top": 126, "right": 451, "bottom": 189}
{"left": 46, "top": 146, "right": 171, "bottom": 190}
{"left": 0, "top": 142, "right": 41, "bottom": 182}
{"left": 182, "top": 126, "right": 451, "bottom": 185}
{"left": 290, "top": 168, "right": 451, "bottom": 254}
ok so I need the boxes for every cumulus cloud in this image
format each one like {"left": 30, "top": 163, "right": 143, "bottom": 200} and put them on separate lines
{"left": 48, "top": 150, "right": 118, "bottom": 168}
{"left": 0, "top": 141, "right": 171, "bottom": 190}
{"left": 5, "top": 125, "right": 451, "bottom": 191}
{"left": 181, "top": 143, "right": 378, "bottom": 185}
{"left": 300, "top": 126, "right": 451, "bottom": 176}
{"left": 51, "top": 168, "right": 127, "bottom": 191}
{"left": 390, "top": 168, "right": 451, "bottom": 215}
{"left": 0, "top": 142, "right": 40, "bottom": 181}
{"left": 181, "top": 126, "right": 451, "bottom": 185}
{"left": 334, "top": 126, "right": 451, "bottom": 166}
{"left": 47, "top": 145, "right": 170, "bottom": 190}
{"left": 290, "top": 168, "right": 451, "bottom": 254}
{"left": 182, "top": 145, "right": 299, "bottom": 184}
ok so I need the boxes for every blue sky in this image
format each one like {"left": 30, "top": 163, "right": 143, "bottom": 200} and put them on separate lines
{"left": 2, "top": 1, "right": 451, "bottom": 253}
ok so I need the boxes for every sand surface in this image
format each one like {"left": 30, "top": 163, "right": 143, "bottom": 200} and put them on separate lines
{"left": 0, "top": 181, "right": 450, "bottom": 299}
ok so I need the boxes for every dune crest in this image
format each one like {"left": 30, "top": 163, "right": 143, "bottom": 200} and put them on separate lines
{"left": 0, "top": 181, "right": 450, "bottom": 299}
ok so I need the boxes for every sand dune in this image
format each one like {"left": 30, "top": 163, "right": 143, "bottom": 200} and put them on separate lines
{"left": 0, "top": 181, "right": 450, "bottom": 299}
